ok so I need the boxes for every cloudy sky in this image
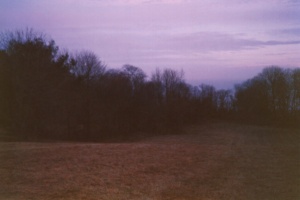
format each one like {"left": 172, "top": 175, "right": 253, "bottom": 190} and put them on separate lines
{"left": 1, "top": 0, "right": 300, "bottom": 88}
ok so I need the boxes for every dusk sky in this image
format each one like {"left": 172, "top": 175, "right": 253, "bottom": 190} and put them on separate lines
{"left": 1, "top": 0, "right": 300, "bottom": 88}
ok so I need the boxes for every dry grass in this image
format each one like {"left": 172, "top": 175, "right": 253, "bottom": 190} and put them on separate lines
{"left": 0, "top": 123, "right": 299, "bottom": 199}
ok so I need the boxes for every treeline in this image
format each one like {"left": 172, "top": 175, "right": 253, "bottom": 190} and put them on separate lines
{"left": 0, "top": 29, "right": 299, "bottom": 140}
{"left": 235, "top": 67, "right": 300, "bottom": 126}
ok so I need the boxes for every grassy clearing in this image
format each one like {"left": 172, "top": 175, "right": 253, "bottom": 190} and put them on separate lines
{"left": 0, "top": 123, "right": 299, "bottom": 199}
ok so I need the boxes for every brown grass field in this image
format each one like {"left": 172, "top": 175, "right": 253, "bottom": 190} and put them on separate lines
{"left": 0, "top": 122, "right": 299, "bottom": 200}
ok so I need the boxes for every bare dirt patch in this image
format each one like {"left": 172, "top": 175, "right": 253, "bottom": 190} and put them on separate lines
{"left": 0, "top": 123, "right": 299, "bottom": 199}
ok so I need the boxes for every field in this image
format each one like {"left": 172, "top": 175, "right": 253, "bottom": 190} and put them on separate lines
{"left": 0, "top": 123, "right": 299, "bottom": 200}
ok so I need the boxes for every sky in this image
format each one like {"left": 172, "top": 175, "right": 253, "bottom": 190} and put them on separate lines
{"left": 1, "top": 0, "right": 300, "bottom": 89}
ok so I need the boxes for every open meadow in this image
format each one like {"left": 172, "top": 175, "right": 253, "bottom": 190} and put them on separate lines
{"left": 0, "top": 123, "right": 299, "bottom": 200}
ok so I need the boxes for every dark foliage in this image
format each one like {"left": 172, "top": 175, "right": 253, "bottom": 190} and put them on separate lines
{"left": 0, "top": 29, "right": 299, "bottom": 141}
{"left": 235, "top": 66, "right": 300, "bottom": 126}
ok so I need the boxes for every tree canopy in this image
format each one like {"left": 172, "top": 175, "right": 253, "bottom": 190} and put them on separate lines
{"left": 0, "top": 29, "right": 299, "bottom": 141}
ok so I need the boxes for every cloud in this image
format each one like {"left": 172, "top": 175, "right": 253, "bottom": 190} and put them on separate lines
{"left": 1, "top": 0, "right": 299, "bottom": 86}
{"left": 262, "top": 40, "right": 300, "bottom": 45}
{"left": 130, "top": 0, "right": 189, "bottom": 4}
{"left": 271, "top": 28, "right": 300, "bottom": 36}
{"left": 160, "top": 32, "right": 300, "bottom": 53}
{"left": 87, "top": 0, "right": 189, "bottom": 5}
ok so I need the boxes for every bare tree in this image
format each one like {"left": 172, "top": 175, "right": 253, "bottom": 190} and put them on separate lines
{"left": 70, "top": 51, "right": 106, "bottom": 138}
{"left": 71, "top": 51, "right": 106, "bottom": 82}
{"left": 163, "top": 69, "right": 184, "bottom": 98}
{"left": 199, "top": 84, "right": 217, "bottom": 110}
{"left": 291, "top": 68, "right": 300, "bottom": 113}
{"left": 216, "top": 89, "right": 233, "bottom": 112}
{"left": 0, "top": 28, "right": 48, "bottom": 52}
{"left": 259, "top": 66, "right": 289, "bottom": 113}
{"left": 122, "top": 64, "right": 146, "bottom": 96}
{"left": 150, "top": 68, "right": 164, "bottom": 105}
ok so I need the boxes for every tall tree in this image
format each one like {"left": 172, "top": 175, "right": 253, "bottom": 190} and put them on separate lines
{"left": 0, "top": 29, "right": 66, "bottom": 136}
{"left": 70, "top": 51, "right": 106, "bottom": 138}
{"left": 0, "top": 50, "right": 10, "bottom": 128}
{"left": 259, "top": 66, "right": 289, "bottom": 113}
{"left": 290, "top": 68, "right": 300, "bottom": 112}
{"left": 199, "top": 84, "right": 217, "bottom": 116}
{"left": 216, "top": 89, "right": 233, "bottom": 113}
{"left": 122, "top": 64, "right": 146, "bottom": 97}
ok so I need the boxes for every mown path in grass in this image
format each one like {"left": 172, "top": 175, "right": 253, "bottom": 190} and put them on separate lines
{"left": 0, "top": 123, "right": 299, "bottom": 200}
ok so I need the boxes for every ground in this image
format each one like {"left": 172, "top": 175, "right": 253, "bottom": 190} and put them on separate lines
{"left": 0, "top": 122, "right": 299, "bottom": 200}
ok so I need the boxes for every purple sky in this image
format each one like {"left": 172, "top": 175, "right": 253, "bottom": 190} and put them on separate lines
{"left": 1, "top": 0, "right": 300, "bottom": 88}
